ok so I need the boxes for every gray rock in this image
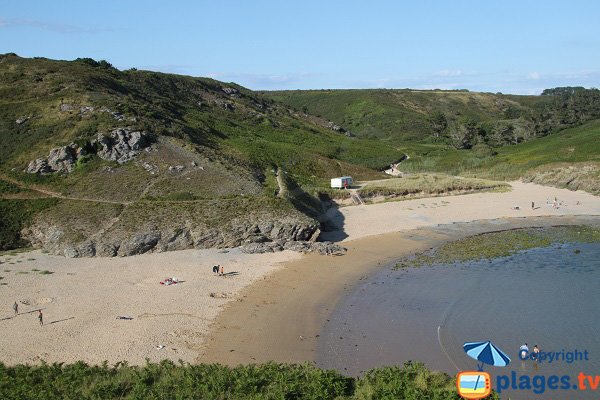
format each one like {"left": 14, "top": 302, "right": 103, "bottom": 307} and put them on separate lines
{"left": 64, "top": 246, "right": 80, "bottom": 258}
{"left": 241, "top": 241, "right": 284, "bottom": 254}
{"left": 79, "top": 106, "right": 95, "bottom": 114}
{"left": 118, "top": 232, "right": 161, "bottom": 256}
{"left": 26, "top": 143, "right": 81, "bottom": 174}
{"left": 60, "top": 103, "right": 74, "bottom": 112}
{"left": 192, "top": 229, "right": 224, "bottom": 249}
{"left": 222, "top": 87, "right": 239, "bottom": 95}
{"left": 16, "top": 116, "right": 30, "bottom": 125}
{"left": 159, "top": 228, "right": 193, "bottom": 252}
{"left": 283, "top": 240, "right": 346, "bottom": 255}
{"left": 142, "top": 162, "right": 159, "bottom": 174}
{"left": 96, "top": 242, "right": 119, "bottom": 257}
{"left": 47, "top": 145, "right": 78, "bottom": 172}
{"left": 168, "top": 165, "right": 185, "bottom": 172}
{"left": 77, "top": 241, "right": 96, "bottom": 257}
{"left": 95, "top": 128, "right": 149, "bottom": 164}
{"left": 26, "top": 158, "right": 52, "bottom": 174}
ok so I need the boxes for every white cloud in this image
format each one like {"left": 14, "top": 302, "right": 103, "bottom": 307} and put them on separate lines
{"left": 434, "top": 69, "right": 463, "bottom": 77}
{"left": 205, "top": 72, "right": 316, "bottom": 89}
{"left": 527, "top": 71, "right": 541, "bottom": 80}
{"left": 0, "top": 18, "right": 106, "bottom": 34}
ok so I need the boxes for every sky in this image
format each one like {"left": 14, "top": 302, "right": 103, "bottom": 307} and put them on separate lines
{"left": 1, "top": 0, "right": 599, "bottom": 94}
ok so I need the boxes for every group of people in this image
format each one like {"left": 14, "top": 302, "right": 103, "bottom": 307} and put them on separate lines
{"left": 520, "top": 343, "right": 540, "bottom": 360}
{"left": 212, "top": 264, "right": 225, "bottom": 276}
{"left": 11, "top": 301, "right": 43, "bottom": 326}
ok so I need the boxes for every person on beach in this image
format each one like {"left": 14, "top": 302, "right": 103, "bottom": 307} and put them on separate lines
{"left": 212, "top": 265, "right": 219, "bottom": 275}
{"left": 219, "top": 265, "right": 224, "bottom": 276}
{"left": 38, "top": 310, "right": 43, "bottom": 326}
{"left": 532, "top": 345, "right": 540, "bottom": 361}
{"left": 531, "top": 202, "right": 535, "bottom": 209}
{"left": 13, "top": 301, "right": 18, "bottom": 315}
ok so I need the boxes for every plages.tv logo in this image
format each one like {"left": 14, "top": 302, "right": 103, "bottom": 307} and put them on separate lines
{"left": 456, "top": 340, "right": 511, "bottom": 399}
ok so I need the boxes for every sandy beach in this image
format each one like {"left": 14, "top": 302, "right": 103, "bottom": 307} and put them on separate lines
{"left": 0, "top": 248, "right": 301, "bottom": 365}
{"left": 1, "top": 181, "right": 599, "bottom": 366}
{"left": 321, "top": 181, "right": 600, "bottom": 242}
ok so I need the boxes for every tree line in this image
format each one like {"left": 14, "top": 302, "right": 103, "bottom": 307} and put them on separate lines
{"left": 428, "top": 87, "right": 600, "bottom": 150}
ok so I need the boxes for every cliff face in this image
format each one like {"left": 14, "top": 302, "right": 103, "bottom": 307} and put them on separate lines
{"left": 22, "top": 212, "right": 321, "bottom": 257}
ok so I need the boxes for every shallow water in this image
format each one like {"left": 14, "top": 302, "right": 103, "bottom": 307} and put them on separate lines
{"left": 316, "top": 242, "right": 600, "bottom": 400}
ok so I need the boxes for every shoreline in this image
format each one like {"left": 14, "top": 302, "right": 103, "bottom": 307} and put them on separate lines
{"left": 198, "top": 215, "right": 600, "bottom": 367}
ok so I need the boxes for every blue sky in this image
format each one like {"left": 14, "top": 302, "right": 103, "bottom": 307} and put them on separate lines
{"left": 1, "top": 0, "right": 599, "bottom": 94}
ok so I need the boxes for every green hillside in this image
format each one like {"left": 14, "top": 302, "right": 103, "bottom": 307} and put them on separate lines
{"left": 1, "top": 54, "right": 599, "bottom": 253}
{"left": 265, "top": 87, "right": 600, "bottom": 148}
{"left": 265, "top": 88, "right": 548, "bottom": 142}
{"left": 400, "top": 119, "right": 600, "bottom": 182}
{"left": 0, "top": 54, "right": 402, "bottom": 252}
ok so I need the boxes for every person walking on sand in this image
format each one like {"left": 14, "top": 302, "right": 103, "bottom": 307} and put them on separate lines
{"left": 13, "top": 301, "right": 18, "bottom": 316}
{"left": 531, "top": 201, "right": 535, "bottom": 210}
{"left": 212, "top": 265, "right": 219, "bottom": 275}
{"left": 38, "top": 310, "right": 43, "bottom": 326}
{"left": 532, "top": 345, "right": 540, "bottom": 361}
{"left": 219, "top": 265, "right": 224, "bottom": 276}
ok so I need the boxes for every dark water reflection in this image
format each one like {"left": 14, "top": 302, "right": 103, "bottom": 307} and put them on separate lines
{"left": 317, "top": 242, "right": 600, "bottom": 400}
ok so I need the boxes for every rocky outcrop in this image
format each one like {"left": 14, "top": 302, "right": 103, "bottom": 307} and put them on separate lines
{"left": 241, "top": 240, "right": 346, "bottom": 255}
{"left": 26, "top": 128, "right": 151, "bottom": 174}
{"left": 94, "top": 128, "right": 149, "bottom": 164}
{"left": 117, "top": 232, "right": 161, "bottom": 256}
{"left": 222, "top": 87, "right": 239, "bottom": 96}
{"left": 26, "top": 143, "right": 85, "bottom": 174}
{"left": 22, "top": 218, "right": 325, "bottom": 258}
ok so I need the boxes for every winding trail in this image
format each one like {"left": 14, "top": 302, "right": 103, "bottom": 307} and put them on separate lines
{"left": 0, "top": 173, "right": 130, "bottom": 205}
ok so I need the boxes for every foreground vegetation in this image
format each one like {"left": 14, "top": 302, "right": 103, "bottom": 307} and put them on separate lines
{"left": 397, "top": 225, "right": 600, "bottom": 268}
{"left": 0, "top": 360, "right": 499, "bottom": 400}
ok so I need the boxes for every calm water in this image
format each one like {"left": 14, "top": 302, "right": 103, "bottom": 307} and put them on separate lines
{"left": 317, "top": 242, "right": 600, "bottom": 400}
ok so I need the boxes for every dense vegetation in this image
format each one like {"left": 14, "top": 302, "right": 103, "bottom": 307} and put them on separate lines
{"left": 266, "top": 87, "right": 600, "bottom": 149}
{"left": 0, "top": 360, "right": 499, "bottom": 400}
{"left": 398, "top": 119, "right": 600, "bottom": 182}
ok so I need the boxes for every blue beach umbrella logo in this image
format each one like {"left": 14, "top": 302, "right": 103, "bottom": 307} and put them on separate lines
{"left": 463, "top": 340, "right": 511, "bottom": 371}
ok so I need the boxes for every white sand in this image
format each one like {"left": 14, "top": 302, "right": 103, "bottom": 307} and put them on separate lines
{"left": 321, "top": 181, "right": 600, "bottom": 241}
{"left": 1, "top": 181, "right": 599, "bottom": 366}
{"left": 0, "top": 248, "right": 301, "bottom": 365}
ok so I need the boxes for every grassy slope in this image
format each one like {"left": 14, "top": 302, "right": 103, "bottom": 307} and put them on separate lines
{"left": 265, "top": 89, "right": 548, "bottom": 141}
{"left": 400, "top": 119, "right": 600, "bottom": 179}
{"left": 0, "top": 55, "right": 405, "bottom": 249}
{"left": 265, "top": 88, "right": 599, "bottom": 184}
{"left": 357, "top": 174, "right": 508, "bottom": 201}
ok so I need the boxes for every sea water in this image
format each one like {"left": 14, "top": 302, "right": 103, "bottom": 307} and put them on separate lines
{"left": 316, "top": 242, "right": 600, "bottom": 400}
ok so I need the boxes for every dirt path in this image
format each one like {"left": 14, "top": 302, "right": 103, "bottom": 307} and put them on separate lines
{"left": 0, "top": 173, "right": 130, "bottom": 205}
